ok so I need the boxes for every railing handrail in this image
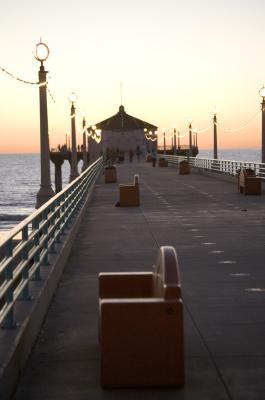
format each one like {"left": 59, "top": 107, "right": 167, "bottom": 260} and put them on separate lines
{"left": 160, "top": 154, "right": 265, "bottom": 179}
{"left": 0, "top": 156, "right": 103, "bottom": 328}
{"left": 0, "top": 157, "right": 102, "bottom": 247}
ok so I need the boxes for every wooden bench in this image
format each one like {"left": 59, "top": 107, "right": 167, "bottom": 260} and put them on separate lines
{"left": 119, "top": 174, "right": 140, "bottom": 206}
{"left": 238, "top": 168, "right": 261, "bottom": 195}
{"left": 159, "top": 157, "right": 168, "bottom": 167}
{"left": 98, "top": 246, "right": 184, "bottom": 388}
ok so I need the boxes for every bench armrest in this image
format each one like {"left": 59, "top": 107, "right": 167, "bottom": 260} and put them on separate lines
{"left": 99, "top": 272, "right": 153, "bottom": 298}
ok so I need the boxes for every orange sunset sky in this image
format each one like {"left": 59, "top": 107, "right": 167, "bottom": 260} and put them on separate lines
{"left": 0, "top": 0, "right": 265, "bottom": 153}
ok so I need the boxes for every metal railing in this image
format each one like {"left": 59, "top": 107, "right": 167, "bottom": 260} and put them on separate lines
{"left": 0, "top": 157, "right": 103, "bottom": 328}
{"left": 160, "top": 155, "right": 265, "bottom": 180}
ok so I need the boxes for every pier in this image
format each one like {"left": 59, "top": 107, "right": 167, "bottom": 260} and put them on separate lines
{"left": 0, "top": 157, "right": 265, "bottom": 399}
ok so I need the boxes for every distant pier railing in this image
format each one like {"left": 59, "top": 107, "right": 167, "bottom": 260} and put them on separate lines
{"left": 0, "top": 157, "right": 103, "bottom": 329}
{"left": 161, "top": 155, "right": 265, "bottom": 180}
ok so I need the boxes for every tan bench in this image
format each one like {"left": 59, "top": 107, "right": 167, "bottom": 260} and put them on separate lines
{"left": 238, "top": 168, "right": 261, "bottom": 195}
{"left": 159, "top": 157, "right": 168, "bottom": 167}
{"left": 146, "top": 154, "right": 152, "bottom": 162}
{"left": 99, "top": 246, "right": 184, "bottom": 388}
{"left": 119, "top": 174, "right": 140, "bottom": 206}
{"left": 104, "top": 166, "right": 117, "bottom": 183}
{"left": 179, "top": 160, "right": 190, "bottom": 174}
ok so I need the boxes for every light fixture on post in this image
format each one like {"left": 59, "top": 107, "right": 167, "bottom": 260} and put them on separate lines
{"left": 212, "top": 107, "right": 218, "bottom": 159}
{"left": 81, "top": 113, "right": 88, "bottom": 172}
{"left": 35, "top": 40, "right": 55, "bottom": 209}
{"left": 68, "top": 92, "right": 79, "bottom": 182}
{"left": 259, "top": 86, "right": 265, "bottom": 163}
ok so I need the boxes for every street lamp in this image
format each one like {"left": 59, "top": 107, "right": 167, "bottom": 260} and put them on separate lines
{"left": 153, "top": 130, "right": 158, "bottom": 150}
{"left": 35, "top": 40, "right": 55, "bottom": 209}
{"left": 188, "top": 118, "right": 193, "bottom": 159}
{"left": 177, "top": 128, "right": 181, "bottom": 150}
{"left": 193, "top": 128, "right": 198, "bottom": 148}
{"left": 212, "top": 107, "right": 218, "bottom": 159}
{"left": 259, "top": 86, "right": 265, "bottom": 163}
{"left": 68, "top": 92, "right": 79, "bottom": 182}
{"left": 173, "top": 126, "right": 177, "bottom": 155}
{"left": 163, "top": 128, "right": 166, "bottom": 154}
{"left": 81, "top": 114, "right": 88, "bottom": 171}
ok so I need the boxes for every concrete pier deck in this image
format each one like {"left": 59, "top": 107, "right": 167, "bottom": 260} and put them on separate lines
{"left": 13, "top": 161, "right": 265, "bottom": 400}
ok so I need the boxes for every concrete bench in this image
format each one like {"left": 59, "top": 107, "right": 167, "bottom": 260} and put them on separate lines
{"left": 159, "top": 157, "right": 168, "bottom": 167}
{"left": 98, "top": 246, "right": 184, "bottom": 388}
{"left": 104, "top": 166, "right": 117, "bottom": 183}
{"left": 146, "top": 154, "right": 152, "bottom": 162}
{"left": 119, "top": 174, "right": 140, "bottom": 206}
{"left": 179, "top": 160, "right": 190, "bottom": 175}
{"left": 238, "top": 168, "right": 261, "bottom": 195}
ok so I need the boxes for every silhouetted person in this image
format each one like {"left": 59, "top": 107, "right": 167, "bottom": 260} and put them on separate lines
{"left": 151, "top": 148, "right": 157, "bottom": 167}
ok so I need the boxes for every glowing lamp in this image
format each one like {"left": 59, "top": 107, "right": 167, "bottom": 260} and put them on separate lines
{"left": 35, "top": 41, "right": 49, "bottom": 62}
{"left": 188, "top": 118, "right": 193, "bottom": 124}
{"left": 68, "top": 92, "right": 77, "bottom": 103}
{"left": 259, "top": 86, "right": 265, "bottom": 98}
{"left": 212, "top": 107, "right": 218, "bottom": 115}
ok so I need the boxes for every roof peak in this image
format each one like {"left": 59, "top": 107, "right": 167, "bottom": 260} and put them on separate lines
{"left": 119, "top": 105, "right": 125, "bottom": 113}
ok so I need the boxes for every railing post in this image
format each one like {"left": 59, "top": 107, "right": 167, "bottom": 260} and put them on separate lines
{"left": 42, "top": 209, "right": 50, "bottom": 265}
{"left": 3, "top": 239, "right": 16, "bottom": 328}
{"left": 21, "top": 226, "right": 31, "bottom": 300}
{"left": 32, "top": 218, "right": 41, "bottom": 281}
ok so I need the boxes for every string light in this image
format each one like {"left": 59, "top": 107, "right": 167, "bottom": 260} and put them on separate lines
{"left": 216, "top": 110, "right": 260, "bottom": 134}
{"left": 0, "top": 65, "right": 39, "bottom": 85}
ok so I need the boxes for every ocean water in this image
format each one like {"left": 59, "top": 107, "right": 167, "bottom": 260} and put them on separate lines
{"left": 0, "top": 154, "right": 75, "bottom": 237}
{"left": 0, "top": 149, "right": 261, "bottom": 238}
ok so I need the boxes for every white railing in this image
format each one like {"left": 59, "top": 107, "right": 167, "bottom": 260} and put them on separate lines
{"left": 160, "top": 155, "right": 265, "bottom": 179}
{"left": 0, "top": 157, "right": 103, "bottom": 328}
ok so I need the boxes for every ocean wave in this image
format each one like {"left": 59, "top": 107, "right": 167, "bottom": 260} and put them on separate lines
{"left": 0, "top": 214, "right": 29, "bottom": 222}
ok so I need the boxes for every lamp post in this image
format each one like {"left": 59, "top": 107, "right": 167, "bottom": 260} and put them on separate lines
{"left": 193, "top": 128, "right": 198, "bottom": 148}
{"left": 213, "top": 107, "right": 218, "bottom": 159}
{"left": 68, "top": 92, "right": 79, "bottom": 182}
{"left": 188, "top": 119, "right": 193, "bottom": 159}
{"left": 35, "top": 40, "right": 55, "bottom": 209}
{"left": 177, "top": 128, "right": 181, "bottom": 150}
{"left": 259, "top": 86, "right": 265, "bottom": 163}
{"left": 163, "top": 128, "right": 166, "bottom": 154}
{"left": 173, "top": 126, "right": 177, "bottom": 155}
{"left": 82, "top": 114, "right": 88, "bottom": 172}
{"left": 154, "top": 130, "right": 158, "bottom": 151}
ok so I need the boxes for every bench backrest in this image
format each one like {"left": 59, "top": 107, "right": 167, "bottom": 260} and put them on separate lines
{"left": 152, "top": 246, "right": 181, "bottom": 299}
{"left": 240, "top": 168, "right": 255, "bottom": 178}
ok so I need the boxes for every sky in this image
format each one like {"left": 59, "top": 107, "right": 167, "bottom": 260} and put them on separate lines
{"left": 1, "top": 0, "right": 265, "bottom": 153}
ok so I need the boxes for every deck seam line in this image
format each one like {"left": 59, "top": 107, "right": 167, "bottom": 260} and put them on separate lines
{"left": 184, "top": 302, "right": 234, "bottom": 400}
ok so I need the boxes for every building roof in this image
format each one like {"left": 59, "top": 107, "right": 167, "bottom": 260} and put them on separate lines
{"left": 95, "top": 105, "right": 157, "bottom": 131}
